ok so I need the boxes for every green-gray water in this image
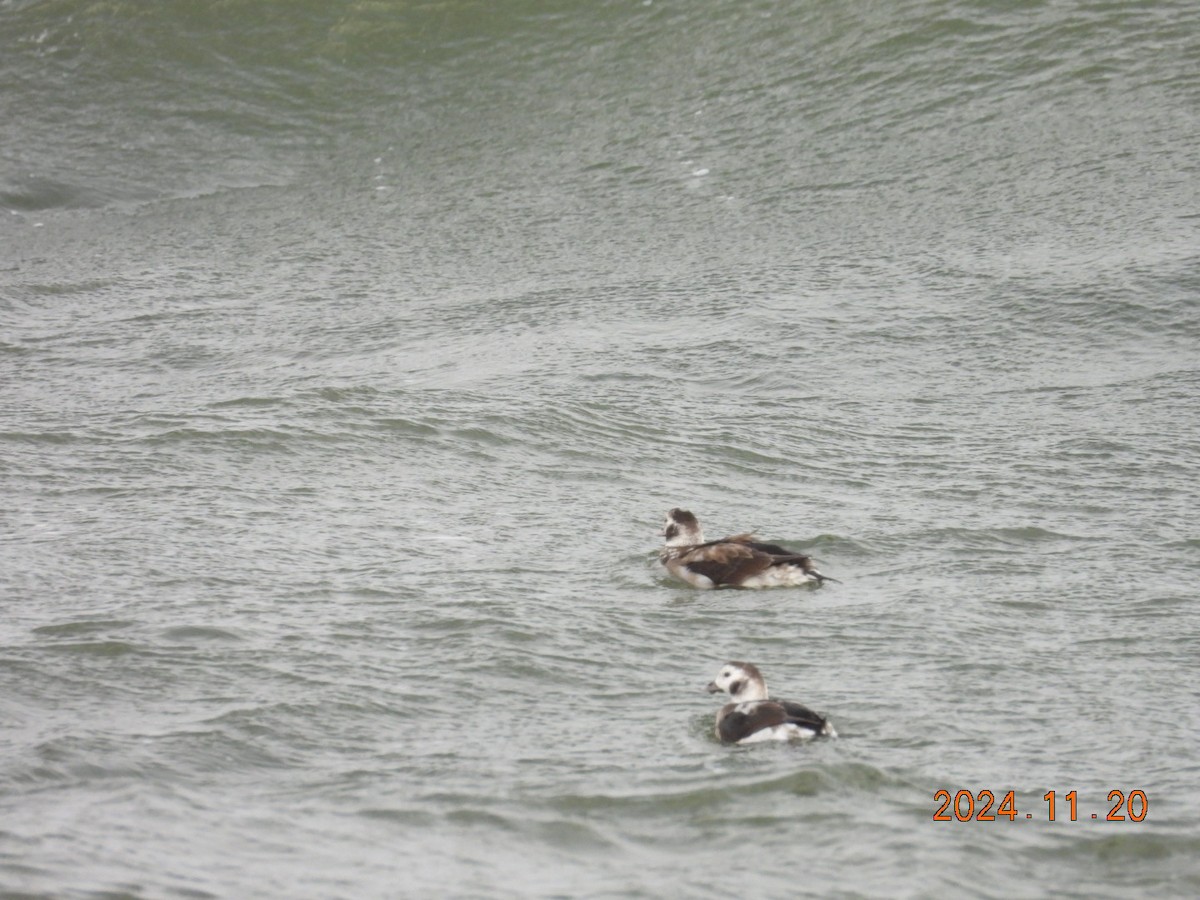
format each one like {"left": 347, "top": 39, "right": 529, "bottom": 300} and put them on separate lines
{"left": 3, "top": 1, "right": 1199, "bottom": 896}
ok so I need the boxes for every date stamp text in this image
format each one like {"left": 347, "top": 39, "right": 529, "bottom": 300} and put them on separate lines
{"left": 933, "top": 789, "right": 1148, "bottom": 822}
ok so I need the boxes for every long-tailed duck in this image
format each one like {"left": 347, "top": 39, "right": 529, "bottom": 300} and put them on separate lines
{"left": 659, "top": 508, "right": 835, "bottom": 588}
{"left": 706, "top": 661, "right": 837, "bottom": 744}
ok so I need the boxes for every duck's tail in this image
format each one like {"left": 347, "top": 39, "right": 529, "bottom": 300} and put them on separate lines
{"left": 813, "top": 568, "right": 842, "bottom": 585}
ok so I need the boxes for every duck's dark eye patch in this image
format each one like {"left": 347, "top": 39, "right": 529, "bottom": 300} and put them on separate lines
{"left": 664, "top": 524, "right": 678, "bottom": 539}
{"left": 729, "top": 680, "right": 744, "bottom": 695}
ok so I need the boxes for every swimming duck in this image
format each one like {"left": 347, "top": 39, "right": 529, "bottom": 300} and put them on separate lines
{"left": 659, "top": 508, "right": 834, "bottom": 588}
{"left": 706, "top": 661, "right": 837, "bottom": 744}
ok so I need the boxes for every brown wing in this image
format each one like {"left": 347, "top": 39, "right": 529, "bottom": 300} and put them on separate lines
{"left": 717, "top": 701, "right": 788, "bottom": 743}
{"left": 730, "top": 536, "right": 830, "bottom": 583}
{"left": 776, "top": 699, "right": 830, "bottom": 733}
{"left": 680, "top": 542, "right": 775, "bottom": 587}
{"left": 719, "top": 533, "right": 787, "bottom": 555}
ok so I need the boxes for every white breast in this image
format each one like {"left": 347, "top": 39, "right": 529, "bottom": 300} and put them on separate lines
{"left": 736, "top": 568, "right": 820, "bottom": 589}
{"left": 664, "top": 559, "right": 715, "bottom": 589}
{"left": 737, "top": 723, "right": 819, "bottom": 744}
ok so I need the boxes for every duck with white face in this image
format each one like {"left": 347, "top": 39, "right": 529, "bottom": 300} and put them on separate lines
{"left": 706, "top": 661, "right": 837, "bottom": 744}
{"left": 659, "top": 508, "right": 836, "bottom": 589}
